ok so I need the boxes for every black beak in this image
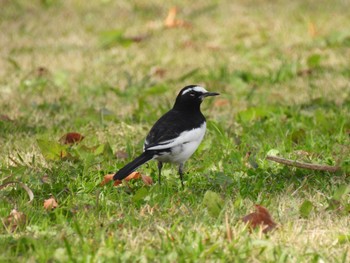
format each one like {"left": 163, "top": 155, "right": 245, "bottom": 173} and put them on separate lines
{"left": 201, "top": 92, "right": 220, "bottom": 99}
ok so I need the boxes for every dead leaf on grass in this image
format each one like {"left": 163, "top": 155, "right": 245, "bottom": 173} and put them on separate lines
{"left": 59, "top": 132, "right": 85, "bottom": 145}
{"left": 141, "top": 174, "right": 153, "bottom": 186}
{"left": 308, "top": 22, "right": 317, "bottom": 37}
{"left": 0, "top": 114, "right": 12, "bottom": 122}
{"left": 297, "top": 68, "right": 313, "bottom": 77}
{"left": 127, "top": 35, "right": 148, "bottom": 43}
{"left": 242, "top": 205, "right": 277, "bottom": 233}
{"left": 3, "top": 209, "right": 27, "bottom": 232}
{"left": 101, "top": 174, "right": 114, "bottom": 186}
{"left": 164, "top": 7, "right": 191, "bottom": 28}
{"left": 36, "top": 66, "right": 50, "bottom": 77}
{"left": 43, "top": 197, "right": 58, "bottom": 210}
{"left": 124, "top": 172, "right": 141, "bottom": 181}
{"left": 101, "top": 172, "right": 143, "bottom": 187}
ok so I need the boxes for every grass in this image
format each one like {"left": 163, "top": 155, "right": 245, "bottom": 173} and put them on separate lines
{"left": 1, "top": 0, "right": 350, "bottom": 262}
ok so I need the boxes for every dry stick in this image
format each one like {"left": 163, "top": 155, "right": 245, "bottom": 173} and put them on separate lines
{"left": 266, "top": 155, "right": 340, "bottom": 172}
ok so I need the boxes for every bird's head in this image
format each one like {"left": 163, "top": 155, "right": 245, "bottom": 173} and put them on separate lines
{"left": 174, "top": 85, "right": 219, "bottom": 110}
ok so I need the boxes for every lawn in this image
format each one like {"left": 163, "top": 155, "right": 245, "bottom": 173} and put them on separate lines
{"left": 0, "top": 0, "right": 350, "bottom": 262}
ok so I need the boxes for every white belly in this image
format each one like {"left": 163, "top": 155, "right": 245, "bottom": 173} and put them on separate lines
{"left": 154, "top": 122, "right": 206, "bottom": 164}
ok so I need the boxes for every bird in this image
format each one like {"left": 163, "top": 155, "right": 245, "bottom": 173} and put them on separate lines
{"left": 113, "top": 85, "right": 219, "bottom": 188}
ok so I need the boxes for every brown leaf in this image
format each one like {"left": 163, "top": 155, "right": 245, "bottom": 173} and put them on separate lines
{"left": 3, "top": 209, "right": 27, "bottom": 232}
{"left": 141, "top": 174, "right": 153, "bottom": 186}
{"left": 0, "top": 114, "right": 12, "bottom": 122}
{"left": 101, "top": 174, "right": 114, "bottom": 186}
{"left": 114, "top": 171, "right": 141, "bottom": 186}
{"left": 124, "top": 172, "right": 141, "bottom": 181}
{"left": 127, "top": 35, "right": 148, "bottom": 43}
{"left": 297, "top": 69, "right": 313, "bottom": 76}
{"left": 59, "top": 132, "right": 85, "bottom": 145}
{"left": 164, "top": 7, "right": 191, "bottom": 28}
{"left": 43, "top": 197, "right": 58, "bottom": 210}
{"left": 242, "top": 205, "right": 277, "bottom": 233}
{"left": 113, "top": 180, "right": 123, "bottom": 186}
{"left": 308, "top": 22, "right": 317, "bottom": 37}
{"left": 101, "top": 172, "right": 142, "bottom": 187}
{"left": 36, "top": 66, "right": 50, "bottom": 77}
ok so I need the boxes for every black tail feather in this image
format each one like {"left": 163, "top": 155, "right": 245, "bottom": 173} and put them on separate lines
{"left": 113, "top": 152, "right": 154, "bottom": 180}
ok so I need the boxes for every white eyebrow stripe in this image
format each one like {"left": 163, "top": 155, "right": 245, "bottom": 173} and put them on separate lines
{"left": 181, "top": 86, "right": 208, "bottom": 95}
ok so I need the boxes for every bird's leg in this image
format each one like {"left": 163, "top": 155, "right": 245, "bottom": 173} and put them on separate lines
{"left": 157, "top": 161, "right": 163, "bottom": 185}
{"left": 178, "top": 163, "right": 185, "bottom": 189}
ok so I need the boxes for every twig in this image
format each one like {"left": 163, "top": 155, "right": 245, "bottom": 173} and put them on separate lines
{"left": 266, "top": 155, "right": 340, "bottom": 172}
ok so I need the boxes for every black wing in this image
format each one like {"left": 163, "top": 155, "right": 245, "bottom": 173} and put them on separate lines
{"left": 144, "top": 109, "right": 205, "bottom": 151}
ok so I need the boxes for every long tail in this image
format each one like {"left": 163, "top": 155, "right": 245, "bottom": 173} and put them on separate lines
{"left": 113, "top": 152, "right": 154, "bottom": 181}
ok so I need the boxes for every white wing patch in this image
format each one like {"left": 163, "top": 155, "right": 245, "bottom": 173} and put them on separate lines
{"left": 145, "top": 122, "right": 206, "bottom": 151}
{"left": 181, "top": 86, "right": 208, "bottom": 95}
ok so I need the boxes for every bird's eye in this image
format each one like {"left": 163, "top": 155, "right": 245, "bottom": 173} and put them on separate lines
{"left": 189, "top": 92, "right": 195, "bottom": 97}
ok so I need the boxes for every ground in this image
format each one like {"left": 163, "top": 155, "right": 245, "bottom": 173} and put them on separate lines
{"left": 0, "top": 0, "right": 350, "bottom": 262}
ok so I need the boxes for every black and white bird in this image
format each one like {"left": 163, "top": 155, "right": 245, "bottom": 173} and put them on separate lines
{"left": 113, "top": 85, "right": 219, "bottom": 187}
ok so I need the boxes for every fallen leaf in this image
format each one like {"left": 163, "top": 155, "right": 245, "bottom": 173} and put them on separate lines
{"left": 132, "top": 187, "right": 149, "bottom": 202}
{"left": 0, "top": 114, "right": 12, "bottom": 122}
{"left": 308, "top": 22, "right": 317, "bottom": 37}
{"left": 0, "top": 181, "right": 34, "bottom": 203}
{"left": 127, "top": 35, "right": 148, "bottom": 43}
{"left": 37, "top": 139, "right": 69, "bottom": 160}
{"left": 36, "top": 66, "right": 50, "bottom": 77}
{"left": 3, "top": 209, "right": 27, "bottom": 232}
{"left": 242, "top": 205, "right": 277, "bottom": 233}
{"left": 44, "top": 197, "right": 58, "bottom": 210}
{"left": 165, "top": 7, "right": 177, "bottom": 27}
{"left": 299, "top": 200, "right": 313, "bottom": 218}
{"left": 297, "top": 68, "right": 313, "bottom": 77}
{"left": 141, "top": 174, "right": 153, "bottom": 186}
{"left": 101, "top": 174, "right": 114, "bottom": 186}
{"left": 333, "top": 185, "right": 350, "bottom": 201}
{"left": 125, "top": 172, "right": 141, "bottom": 181}
{"left": 203, "top": 190, "right": 223, "bottom": 217}
{"left": 338, "top": 234, "right": 350, "bottom": 244}
{"left": 113, "top": 180, "right": 123, "bottom": 186}
{"left": 59, "top": 132, "right": 85, "bottom": 145}
{"left": 164, "top": 7, "right": 191, "bottom": 28}
{"left": 101, "top": 172, "right": 142, "bottom": 187}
